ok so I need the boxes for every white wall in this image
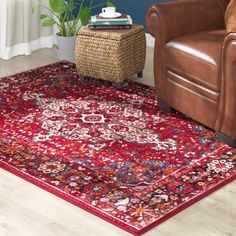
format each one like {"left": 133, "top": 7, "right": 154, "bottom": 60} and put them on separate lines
{"left": 146, "top": 33, "right": 155, "bottom": 47}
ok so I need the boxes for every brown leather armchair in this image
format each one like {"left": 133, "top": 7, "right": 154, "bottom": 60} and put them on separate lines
{"left": 146, "top": 0, "right": 236, "bottom": 146}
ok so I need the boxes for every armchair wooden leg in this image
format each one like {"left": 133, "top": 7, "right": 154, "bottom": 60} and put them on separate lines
{"left": 137, "top": 71, "right": 143, "bottom": 78}
{"left": 217, "top": 133, "right": 236, "bottom": 147}
{"left": 157, "top": 99, "right": 173, "bottom": 113}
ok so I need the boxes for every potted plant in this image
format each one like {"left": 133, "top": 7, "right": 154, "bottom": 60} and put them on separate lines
{"left": 33, "top": 0, "right": 114, "bottom": 60}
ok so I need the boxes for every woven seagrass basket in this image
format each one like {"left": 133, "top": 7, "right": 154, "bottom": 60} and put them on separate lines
{"left": 75, "top": 25, "right": 146, "bottom": 83}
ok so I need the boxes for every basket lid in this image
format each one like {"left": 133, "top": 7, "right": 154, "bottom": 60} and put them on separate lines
{"left": 78, "top": 25, "right": 144, "bottom": 40}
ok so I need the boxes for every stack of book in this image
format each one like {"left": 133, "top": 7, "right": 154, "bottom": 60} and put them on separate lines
{"left": 88, "top": 14, "right": 133, "bottom": 30}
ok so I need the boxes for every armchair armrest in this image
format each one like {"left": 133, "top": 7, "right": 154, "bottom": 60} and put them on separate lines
{"left": 216, "top": 32, "right": 236, "bottom": 139}
{"left": 146, "top": 0, "right": 226, "bottom": 44}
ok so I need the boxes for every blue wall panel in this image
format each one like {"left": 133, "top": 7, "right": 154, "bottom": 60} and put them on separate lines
{"left": 92, "top": 0, "right": 172, "bottom": 27}
{"left": 74, "top": 1, "right": 173, "bottom": 29}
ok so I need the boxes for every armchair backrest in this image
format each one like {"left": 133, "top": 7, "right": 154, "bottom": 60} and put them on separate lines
{"left": 149, "top": 0, "right": 229, "bottom": 43}
{"left": 217, "top": 0, "right": 230, "bottom": 11}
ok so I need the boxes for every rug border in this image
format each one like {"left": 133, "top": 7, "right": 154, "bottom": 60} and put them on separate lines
{"left": 0, "top": 60, "right": 155, "bottom": 93}
{"left": 138, "top": 171, "right": 236, "bottom": 235}
{"left": 0, "top": 161, "right": 139, "bottom": 235}
{"left": 0, "top": 159, "right": 235, "bottom": 236}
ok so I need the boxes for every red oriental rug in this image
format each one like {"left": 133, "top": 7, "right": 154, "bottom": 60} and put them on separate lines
{"left": 0, "top": 61, "right": 235, "bottom": 235}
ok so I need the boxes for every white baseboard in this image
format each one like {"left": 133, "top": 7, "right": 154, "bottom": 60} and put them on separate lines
{"left": 1, "top": 36, "right": 54, "bottom": 60}
{"left": 145, "top": 33, "right": 155, "bottom": 48}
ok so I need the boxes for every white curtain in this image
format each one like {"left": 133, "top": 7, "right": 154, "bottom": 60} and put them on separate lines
{"left": 0, "top": 0, "right": 55, "bottom": 60}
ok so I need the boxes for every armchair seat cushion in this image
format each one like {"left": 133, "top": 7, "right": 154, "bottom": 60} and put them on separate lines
{"left": 165, "top": 30, "right": 226, "bottom": 91}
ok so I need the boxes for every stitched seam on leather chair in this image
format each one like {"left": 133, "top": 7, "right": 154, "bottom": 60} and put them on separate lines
{"left": 166, "top": 70, "right": 220, "bottom": 101}
{"left": 167, "top": 79, "right": 217, "bottom": 104}
{"left": 166, "top": 65, "right": 219, "bottom": 92}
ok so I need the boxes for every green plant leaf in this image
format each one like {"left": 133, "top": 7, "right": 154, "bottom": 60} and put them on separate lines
{"left": 37, "top": 0, "right": 115, "bottom": 36}
{"left": 40, "top": 14, "right": 48, "bottom": 20}
{"left": 41, "top": 18, "right": 56, "bottom": 27}
{"left": 67, "top": 3, "right": 76, "bottom": 12}
{"left": 107, "top": 1, "right": 115, "bottom": 7}
{"left": 49, "top": 0, "right": 66, "bottom": 14}
{"left": 79, "top": 7, "right": 91, "bottom": 25}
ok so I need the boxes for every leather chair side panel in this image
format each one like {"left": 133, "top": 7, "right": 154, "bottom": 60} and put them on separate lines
{"left": 153, "top": 39, "right": 168, "bottom": 101}
{"left": 216, "top": 33, "right": 236, "bottom": 139}
{"left": 146, "top": 7, "right": 168, "bottom": 100}
{"left": 166, "top": 71, "right": 218, "bottom": 128}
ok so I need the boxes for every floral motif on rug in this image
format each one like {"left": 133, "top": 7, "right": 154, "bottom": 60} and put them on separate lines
{"left": 0, "top": 62, "right": 235, "bottom": 235}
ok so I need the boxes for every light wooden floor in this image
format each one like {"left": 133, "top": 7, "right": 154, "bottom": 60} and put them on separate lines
{"left": 0, "top": 48, "right": 235, "bottom": 236}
